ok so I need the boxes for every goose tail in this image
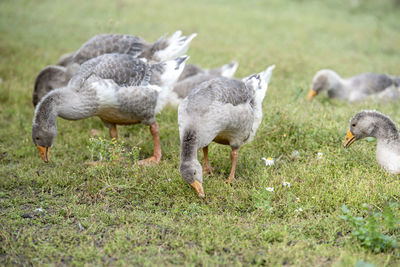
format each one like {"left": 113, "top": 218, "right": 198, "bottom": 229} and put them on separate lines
{"left": 220, "top": 61, "right": 239, "bottom": 78}
{"left": 151, "top": 31, "right": 197, "bottom": 62}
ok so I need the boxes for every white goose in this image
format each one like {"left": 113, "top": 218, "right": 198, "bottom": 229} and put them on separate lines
{"left": 178, "top": 65, "right": 275, "bottom": 197}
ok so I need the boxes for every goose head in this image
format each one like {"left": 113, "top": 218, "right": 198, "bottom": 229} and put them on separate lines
{"left": 179, "top": 128, "right": 204, "bottom": 197}
{"left": 150, "top": 56, "right": 189, "bottom": 88}
{"left": 180, "top": 160, "right": 204, "bottom": 197}
{"left": 344, "top": 110, "right": 399, "bottom": 148}
{"left": 32, "top": 94, "right": 59, "bottom": 162}
{"left": 308, "top": 69, "right": 342, "bottom": 100}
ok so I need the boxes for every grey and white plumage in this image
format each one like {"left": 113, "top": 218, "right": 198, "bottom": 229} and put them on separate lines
{"left": 177, "top": 61, "right": 239, "bottom": 82}
{"left": 33, "top": 64, "right": 80, "bottom": 107}
{"left": 177, "top": 64, "right": 204, "bottom": 82}
{"left": 178, "top": 65, "right": 275, "bottom": 197}
{"left": 344, "top": 110, "right": 400, "bottom": 174}
{"left": 32, "top": 53, "right": 188, "bottom": 163}
{"left": 371, "top": 84, "right": 400, "bottom": 101}
{"left": 308, "top": 69, "right": 399, "bottom": 102}
{"left": 394, "top": 77, "right": 400, "bottom": 86}
{"left": 168, "top": 61, "right": 239, "bottom": 106}
{"left": 59, "top": 31, "right": 197, "bottom": 66}
{"left": 33, "top": 31, "right": 196, "bottom": 107}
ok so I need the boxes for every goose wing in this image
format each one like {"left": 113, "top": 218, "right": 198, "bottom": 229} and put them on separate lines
{"left": 72, "top": 34, "right": 146, "bottom": 64}
{"left": 186, "top": 77, "right": 252, "bottom": 114}
{"left": 350, "top": 73, "right": 394, "bottom": 94}
{"left": 70, "top": 54, "right": 151, "bottom": 89}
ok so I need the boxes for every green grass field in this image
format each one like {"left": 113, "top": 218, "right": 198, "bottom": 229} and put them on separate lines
{"left": 1, "top": 0, "right": 400, "bottom": 265}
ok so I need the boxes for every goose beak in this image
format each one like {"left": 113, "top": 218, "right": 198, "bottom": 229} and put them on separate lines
{"left": 344, "top": 130, "right": 356, "bottom": 148}
{"left": 307, "top": 89, "right": 317, "bottom": 100}
{"left": 37, "top": 146, "right": 50, "bottom": 162}
{"left": 190, "top": 180, "right": 205, "bottom": 198}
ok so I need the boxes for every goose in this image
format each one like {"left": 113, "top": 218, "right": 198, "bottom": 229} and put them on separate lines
{"left": 178, "top": 65, "right": 275, "bottom": 197}
{"left": 344, "top": 110, "right": 400, "bottom": 174}
{"left": 168, "top": 61, "right": 239, "bottom": 106}
{"left": 33, "top": 31, "right": 197, "bottom": 107}
{"left": 307, "top": 69, "right": 399, "bottom": 102}
{"left": 32, "top": 53, "right": 188, "bottom": 164}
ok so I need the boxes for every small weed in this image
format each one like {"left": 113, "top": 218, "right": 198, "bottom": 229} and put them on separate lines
{"left": 252, "top": 189, "right": 273, "bottom": 211}
{"left": 87, "top": 137, "right": 140, "bottom": 163}
{"left": 341, "top": 203, "right": 399, "bottom": 252}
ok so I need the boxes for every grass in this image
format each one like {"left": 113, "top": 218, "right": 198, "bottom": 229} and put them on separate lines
{"left": 1, "top": 0, "right": 400, "bottom": 265}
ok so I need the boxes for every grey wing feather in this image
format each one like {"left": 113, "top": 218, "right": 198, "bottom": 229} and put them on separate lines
{"left": 69, "top": 54, "right": 151, "bottom": 88}
{"left": 186, "top": 77, "right": 252, "bottom": 114}
{"left": 174, "top": 74, "right": 219, "bottom": 98}
{"left": 178, "top": 64, "right": 204, "bottom": 81}
{"left": 350, "top": 73, "right": 394, "bottom": 94}
{"left": 72, "top": 34, "right": 147, "bottom": 64}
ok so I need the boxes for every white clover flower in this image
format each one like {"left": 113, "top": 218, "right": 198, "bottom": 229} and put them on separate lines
{"left": 167, "top": 178, "right": 171, "bottom": 182}
{"left": 283, "top": 181, "right": 291, "bottom": 188}
{"left": 295, "top": 208, "right": 303, "bottom": 212}
{"left": 78, "top": 222, "right": 84, "bottom": 231}
{"left": 266, "top": 187, "right": 274, "bottom": 192}
{"left": 291, "top": 150, "right": 299, "bottom": 157}
{"left": 317, "top": 151, "right": 323, "bottom": 159}
{"left": 295, "top": 197, "right": 300, "bottom": 202}
{"left": 262, "top": 157, "right": 274, "bottom": 166}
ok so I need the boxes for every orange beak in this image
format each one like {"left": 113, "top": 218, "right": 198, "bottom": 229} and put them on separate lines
{"left": 307, "top": 89, "right": 318, "bottom": 100}
{"left": 37, "top": 145, "right": 50, "bottom": 162}
{"left": 344, "top": 130, "right": 356, "bottom": 148}
{"left": 190, "top": 180, "right": 205, "bottom": 197}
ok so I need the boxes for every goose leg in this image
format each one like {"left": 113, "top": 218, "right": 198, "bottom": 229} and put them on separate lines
{"left": 138, "top": 122, "right": 161, "bottom": 165}
{"left": 202, "top": 146, "right": 214, "bottom": 175}
{"left": 109, "top": 124, "right": 118, "bottom": 140}
{"left": 225, "top": 148, "right": 238, "bottom": 183}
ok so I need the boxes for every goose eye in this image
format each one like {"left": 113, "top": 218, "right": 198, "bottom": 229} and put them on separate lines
{"left": 193, "top": 170, "right": 197, "bottom": 176}
{"left": 352, "top": 124, "right": 356, "bottom": 127}
{"left": 35, "top": 137, "right": 40, "bottom": 141}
